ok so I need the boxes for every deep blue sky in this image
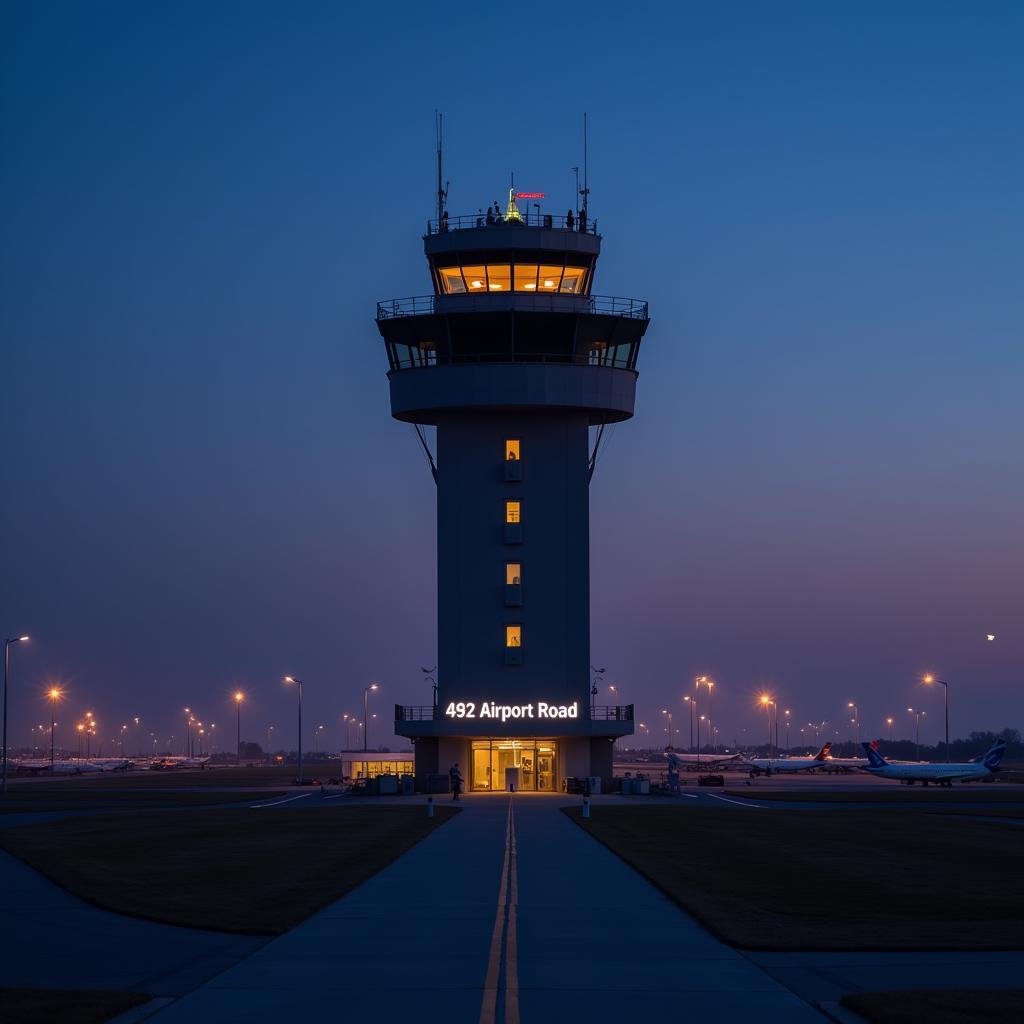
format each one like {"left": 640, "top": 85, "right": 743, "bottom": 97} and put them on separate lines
{"left": 3, "top": 2, "right": 1021, "bottom": 754}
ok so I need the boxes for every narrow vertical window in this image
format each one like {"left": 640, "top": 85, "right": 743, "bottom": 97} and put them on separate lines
{"left": 506, "top": 625, "right": 522, "bottom": 648}
{"left": 505, "top": 501, "right": 521, "bottom": 524}
{"left": 505, "top": 563, "right": 522, "bottom": 585}
{"left": 505, "top": 439, "right": 520, "bottom": 461}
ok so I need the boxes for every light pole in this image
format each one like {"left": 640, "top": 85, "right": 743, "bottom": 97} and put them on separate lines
{"left": 696, "top": 677, "right": 714, "bottom": 754}
{"left": 783, "top": 709, "right": 791, "bottom": 753}
{"left": 47, "top": 687, "right": 62, "bottom": 767}
{"left": 284, "top": 677, "right": 304, "bottom": 782}
{"left": 133, "top": 717, "right": 141, "bottom": 756}
{"left": 266, "top": 724, "right": 275, "bottom": 757}
{"left": 2, "top": 635, "right": 30, "bottom": 795}
{"left": 757, "top": 692, "right": 770, "bottom": 757}
{"left": 120, "top": 724, "right": 128, "bottom": 757}
{"left": 683, "top": 696, "right": 695, "bottom": 753}
{"left": 422, "top": 666, "right": 437, "bottom": 709}
{"left": 76, "top": 722, "right": 85, "bottom": 760}
{"left": 234, "top": 691, "right": 244, "bottom": 762}
{"left": 886, "top": 716, "right": 894, "bottom": 743}
{"left": 848, "top": 702, "right": 860, "bottom": 746}
{"left": 314, "top": 724, "right": 324, "bottom": 754}
{"left": 363, "top": 682, "right": 379, "bottom": 752}
{"left": 590, "top": 665, "right": 605, "bottom": 715}
{"left": 923, "top": 675, "right": 950, "bottom": 762}
{"left": 907, "top": 707, "right": 925, "bottom": 761}
{"left": 660, "top": 709, "right": 674, "bottom": 749}
{"left": 183, "top": 708, "right": 192, "bottom": 757}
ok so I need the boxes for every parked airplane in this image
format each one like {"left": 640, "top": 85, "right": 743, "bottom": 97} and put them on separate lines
{"left": 860, "top": 740, "right": 1007, "bottom": 786}
{"left": 664, "top": 750, "right": 744, "bottom": 771}
{"left": 149, "top": 756, "right": 211, "bottom": 770}
{"left": 14, "top": 759, "right": 104, "bottom": 775}
{"left": 743, "top": 742, "right": 832, "bottom": 776}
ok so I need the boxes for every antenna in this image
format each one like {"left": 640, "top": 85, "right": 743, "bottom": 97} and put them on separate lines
{"left": 580, "top": 112, "right": 590, "bottom": 221}
{"left": 435, "top": 111, "right": 448, "bottom": 222}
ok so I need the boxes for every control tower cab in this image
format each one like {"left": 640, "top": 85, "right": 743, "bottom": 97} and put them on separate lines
{"left": 376, "top": 192, "right": 650, "bottom": 794}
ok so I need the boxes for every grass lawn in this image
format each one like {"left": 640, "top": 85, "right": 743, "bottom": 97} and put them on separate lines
{"left": 0, "top": 790, "right": 281, "bottom": 813}
{"left": 5, "top": 764, "right": 339, "bottom": 791}
{"left": 842, "top": 988, "right": 1024, "bottom": 1023}
{"left": 0, "top": 805, "right": 457, "bottom": 934}
{"left": 566, "top": 806, "right": 1023, "bottom": 949}
{"left": 0, "top": 988, "right": 149, "bottom": 1024}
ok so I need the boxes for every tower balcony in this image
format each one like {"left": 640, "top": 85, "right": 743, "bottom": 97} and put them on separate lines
{"left": 375, "top": 291, "right": 649, "bottom": 425}
{"left": 394, "top": 703, "right": 634, "bottom": 739}
{"left": 377, "top": 293, "right": 647, "bottom": 321}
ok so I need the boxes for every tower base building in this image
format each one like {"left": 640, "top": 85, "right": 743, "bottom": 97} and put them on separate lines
{"left": 376, "top": 198, "right": 649, "bottom": 792}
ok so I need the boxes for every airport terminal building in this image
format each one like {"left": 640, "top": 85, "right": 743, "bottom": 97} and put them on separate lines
{"left": 375, "top": 195, "right": 649, "bottom": 792}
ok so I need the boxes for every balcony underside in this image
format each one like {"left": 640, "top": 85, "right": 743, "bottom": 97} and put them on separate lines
{"left": 388, "top": 362, "right": 637, "bottom": 425}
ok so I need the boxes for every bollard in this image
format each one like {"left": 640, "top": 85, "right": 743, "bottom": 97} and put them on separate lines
{"left": 582, "top": 797, "right": 590, "bottom": 819}
{"left": 427, "top": 796, "right": 434, "bottom": 818}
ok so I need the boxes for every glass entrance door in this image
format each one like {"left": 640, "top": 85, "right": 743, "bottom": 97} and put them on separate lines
{"left": 470, "top": 739, "right": 556, "bottom": 791}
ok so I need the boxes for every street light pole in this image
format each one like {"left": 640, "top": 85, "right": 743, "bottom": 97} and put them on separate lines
{"left": 284, "top": 677, "right": 304, "bottom": 783}
{"left": 848, "top": 701, "right": 860, "bottom": 746}
{"left": 907, "top": 708, "right": 925, "bottom": 761}
{"left": 47, "top": 688, "right": 62, "bottom": 767}
{"left": 923, "top": 676, "right": 950, "bottom": 762}
{"left": 363, "top": 682, "right": 379, "bottom": 752}
{"left": 2, "top": 636, "right": 30, "bottom": 795}
{"left": 234, "top": 691, "right": 244, "bottom": 763}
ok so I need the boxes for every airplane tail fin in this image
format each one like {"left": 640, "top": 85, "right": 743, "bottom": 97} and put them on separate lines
{"left": 983, "top": 739, "right": 1007, "bottom": 772}
{"left": 813, "top": 741, "right": 832, "bottom": 761}
{"left": 862, "top": 741, "right": 888, "bottom": 769}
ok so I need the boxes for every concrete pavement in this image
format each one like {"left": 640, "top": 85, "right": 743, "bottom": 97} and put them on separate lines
{"left": 0, "top": 850, "right": 263, "bottom": 996}
{"left": 146, "top": 794, "right": 825, "bottom": 1022}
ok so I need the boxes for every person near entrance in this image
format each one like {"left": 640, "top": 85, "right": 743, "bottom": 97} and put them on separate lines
{"left": 449, "top": 763, "right": 463, "bottom": 801}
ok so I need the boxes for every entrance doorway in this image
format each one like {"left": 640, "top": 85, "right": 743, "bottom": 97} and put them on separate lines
{"left": 471, "top": 739, "right": 557, "bottom": 792}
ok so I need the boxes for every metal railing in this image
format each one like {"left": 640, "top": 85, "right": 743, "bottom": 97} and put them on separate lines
{"left": 376, "top": 293, "right": 647, "bottom": 321}
{"left": 591, "top": 705, "right": 634, "bottom": 721}
{"left": 395, "top": 704, "right": 634, "bottom": 722}
{"left": 387, "top": 350, "right": 637, "bottom": 371}
{"left": 427, "top": 212, "right": 598, "bottom": 235}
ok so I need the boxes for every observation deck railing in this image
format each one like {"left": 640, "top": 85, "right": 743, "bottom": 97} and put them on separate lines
{"left": 377, "top": 293, "right": 648, "bottom": 321}
{"left": 426, "top": 212, "right": 598, "bottom": 235}
{"left": 395, "top": 704, "right": 634, "bottom": 722}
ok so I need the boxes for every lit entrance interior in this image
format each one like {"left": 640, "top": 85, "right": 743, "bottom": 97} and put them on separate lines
{"left": 471, "top": 739, "right": 556, "bottom": 792}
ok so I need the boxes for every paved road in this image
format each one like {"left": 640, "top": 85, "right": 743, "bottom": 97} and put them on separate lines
{"left": 0, "top": 849, "right": 263, "bottom": 996}
{"left": 147, "top": 794, "right": 825, "bottom": 1022}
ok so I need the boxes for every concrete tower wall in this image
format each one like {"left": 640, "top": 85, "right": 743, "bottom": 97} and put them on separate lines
{"left": 436, "top": 409, "right": 590, "bottom": 710}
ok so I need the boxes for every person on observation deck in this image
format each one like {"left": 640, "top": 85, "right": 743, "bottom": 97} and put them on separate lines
{"left": 566, "top": 208, "right": 574, "bottom": 230}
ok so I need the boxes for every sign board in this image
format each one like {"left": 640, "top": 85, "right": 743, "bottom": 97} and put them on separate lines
{"left": 445, "top": 701, "right": 578, "bottom": 723}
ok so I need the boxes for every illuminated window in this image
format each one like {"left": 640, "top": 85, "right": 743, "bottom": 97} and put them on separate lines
{"left": 506, "top": 563, "right": 522, "bottom": 585}
{"left": 506, "top": 625, "right": 522, "bottom": 648}
{"left": 560, "top": 267, "right": 586, "bottom": 294}
{"left": 505, "top": 501, "right": 521, "bottom": 524}
{"left": 463, "top": 265, "right": 487, "bottom": 291}
{"left": 486, "top": 264, "right": 511, "bottom": 292}
{"left": 538, "top": 265, "right": 563, "bottom": 291}
{"left": 505, "top": 439, "right": 520, "bottom": 461}
{"left": 438, "top": 267, "right": 466, "bottom": 294}
{"left": 514, "top": 265, "right": 539, "bottom": 291}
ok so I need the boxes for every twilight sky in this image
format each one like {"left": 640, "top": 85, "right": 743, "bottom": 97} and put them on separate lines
{"left": 2, "top": 1, "right": 1022, "bottom": 755}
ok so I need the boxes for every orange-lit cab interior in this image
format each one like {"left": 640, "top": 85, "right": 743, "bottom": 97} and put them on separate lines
{"left": 437, "top": 263, "right": 589, "bottom": 295}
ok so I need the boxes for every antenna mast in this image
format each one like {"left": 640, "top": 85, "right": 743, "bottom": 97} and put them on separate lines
{"left": 435, "top": 110, "right": 448, "bottom": 222}
{"left": 581, "top": 111, "right": 590, "bottom": 221}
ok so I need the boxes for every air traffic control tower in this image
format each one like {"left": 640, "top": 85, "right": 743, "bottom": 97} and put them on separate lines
{"left": 376, "top": 194, "right": 649, "bottom": 793}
